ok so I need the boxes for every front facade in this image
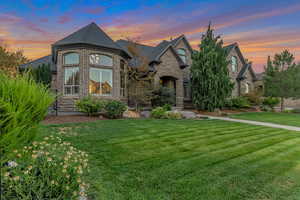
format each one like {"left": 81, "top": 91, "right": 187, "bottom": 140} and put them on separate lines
{"left": 21, "top": 22, "right": 257, "bottom": 111}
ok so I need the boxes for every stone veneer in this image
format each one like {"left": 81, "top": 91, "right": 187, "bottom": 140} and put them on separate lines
{"left": 227, "top": 48, "right": 255, "bottom": 96}
{"left": 154, "top": 48, "right": 184, "bottom": 108}
{"left": 55, "top": 47, "right": 128, "bottom": 112}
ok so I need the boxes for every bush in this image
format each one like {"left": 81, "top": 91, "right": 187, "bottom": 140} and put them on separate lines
{"left": 165, "top": 111, "right": 182, "bottom": 119}
{"left": 225, "top": 97, "right": 250, "bottom": 109}
{"left": 151, "top": 107, "right": 166, "bottom": 119}
{"left": 151, "top": 107, "right": 182, "bottom": 119}
{"left": 291, "top": 108, "right": 300, "bottom": 113}
{"left": 0, "top": 135, "right": 89, "bottom": 199}
{"left": 75, "top": 96, "right": 105, "bottom": 116}
{"left": 243, "top": 92, "right": 262, "bottom": 106}
{"left": 104, "top": 100, "right": 127, "bottom": 119}
{"left": 0, "top": 73, "right": 54, "bottom": 156}
{"left": 261, "top": 97, "right": 280, "bottom": 111}
{"left": 152, "top": 87, "right": 175, "bottom": 107}
{"left": 162, "top": 104, "right": 172, "bottom": 111}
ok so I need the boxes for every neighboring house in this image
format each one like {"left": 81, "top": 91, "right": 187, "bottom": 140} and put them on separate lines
{"left": 224, "top": 43, "right": 257, "bottom": 97}
{"left": 20, "top": 22, "right": 257, "bottom": 111}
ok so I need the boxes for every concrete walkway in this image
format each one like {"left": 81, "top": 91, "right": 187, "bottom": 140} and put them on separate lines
{"left": 198, "top": 115, "right": 300, "bottom": 132}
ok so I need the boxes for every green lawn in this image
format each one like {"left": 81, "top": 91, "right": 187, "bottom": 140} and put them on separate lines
{"left": 40, "top": 119, "right": 300, "bottom": 200}
{"left": 230, "top": 112, "right": 300, "bottom": 127}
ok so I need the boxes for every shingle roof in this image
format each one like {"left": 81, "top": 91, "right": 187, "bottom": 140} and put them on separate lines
{"left": 224, "top": 43, "right": 237, "bottom": 54}
{"left": 116, "top": 39, "right": 187, "bottom": 70}
{"left": 53, "top": 22, "right": 124, "bottom": 52}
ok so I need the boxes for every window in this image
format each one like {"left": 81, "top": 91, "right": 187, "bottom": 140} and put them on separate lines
{"left": 183, "top": 82, "right": 189, "bottom": 98}
{"left": 231, "top": 56, "right": 238, "bottom": 72}
{"left": 63, "top": 53, "right": 79, "bottom": 65}
{"left": 177, "top": 48, "right": 187, "bottom": 64}
{"left": 89, "top": 68, "right": 113, "bottom": 96}
{"left": 64, "top": 67, "right": 80, "bottom": 95}
{"left": 89, "top": 54, "right": 113, "bottom": 66}
{"left": 120, "top": 60, "right": 126, "bottom": 97}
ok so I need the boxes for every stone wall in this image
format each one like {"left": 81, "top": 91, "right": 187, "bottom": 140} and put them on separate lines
{"left": 174, "top": 39, "right": 193, "bottom": 101}
{"left": 284, "top": 98, "right": 300, "bottom": 108}
{"left": 226, "top": 48, "right": 243, "bottom": 97}
{"left": 154, "top": 48, "right": 184, "bottom": 108}
{"left": 55, "top": 46, "right": 128, "bottom": 112}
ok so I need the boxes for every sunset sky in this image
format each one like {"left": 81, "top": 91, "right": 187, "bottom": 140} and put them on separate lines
{"left": 1, "top": 0, "right": 300, "bottom": 73}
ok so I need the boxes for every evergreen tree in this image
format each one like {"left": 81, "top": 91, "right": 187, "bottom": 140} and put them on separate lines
{"left": 191, "top": 24, "right": 233, "bottom": 111}
{"left": 29, "top": 63, "right": 52, "bottom": 87}
{"left": 263, "top": 50, "right": 300, "bottom": 111}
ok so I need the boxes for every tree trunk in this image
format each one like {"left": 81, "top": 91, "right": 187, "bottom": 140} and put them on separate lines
{"left": 280, "top": 97, "right": 284, "bottom": 112}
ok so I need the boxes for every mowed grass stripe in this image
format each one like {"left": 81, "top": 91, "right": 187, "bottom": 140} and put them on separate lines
{"left": 113, "top": 129, "right": 291, "bottom": 167}
{"left": 105, "top": 120, "right": 248, "bottom": 144}
{"left": 141, "top": 132, "right": 298, "bottom": 176}
{"left": 114, "top": 127, "right": 283, "bottom": 163}
{"left": 40, "top": 119, "right": 300, "bottom": 200}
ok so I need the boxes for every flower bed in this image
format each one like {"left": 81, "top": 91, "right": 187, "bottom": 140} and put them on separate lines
{"left": 1, "top": 135, "right": 89, "bottom": 200}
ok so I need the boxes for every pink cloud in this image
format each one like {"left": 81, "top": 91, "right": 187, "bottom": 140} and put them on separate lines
{"left": 84, "top": 7, "right": 105, "bottom": 14}
{"left": 58, "top": 15, "right": 71, "bottom": 24}
{"left": 39, "top": 18, "right": 48, "bottom": 23}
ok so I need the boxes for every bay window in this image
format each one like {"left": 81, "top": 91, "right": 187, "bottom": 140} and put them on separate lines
{"left": 89, "top": 68, "right": 113, "bottom": 96}
{"left": 89, "top": 54, "right": 113, "bottom": 66}
{"left": 64, "top": 67, "right": 80, "bottom": 95}
{"left": 63, "top": 53, "right": 79, "bottom": 65}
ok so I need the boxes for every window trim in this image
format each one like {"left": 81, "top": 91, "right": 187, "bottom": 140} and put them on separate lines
{"left": 63, "top": 52, "right": 80, "bottom": 66}
{"left": 89, "top": 53, "right": 113, "bottom": 67}
{"left": 63, "top": 67, "right": 80, "bottom": 96}
{"left": 89, "top": 67, "right": 113, "bottom": 96}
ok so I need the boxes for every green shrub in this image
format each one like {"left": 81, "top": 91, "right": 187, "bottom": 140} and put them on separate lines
{"left": 152, "top": 87, "right": 175, "bottom": 107}
{"left": 162, "top": 104, "right": 172, "bottom": 111}
{"left": 165, "top": 111, "right": 182, "bottom": 119}
{"left": 75, "top": 96, "right": 105, "bottom": 116}
{"left": 0, "top": 73, "right": 54, "bottom": 156}
{"left": 243, "top": 92, "right": 262, "bottom": 106}
{"left": 225, "top": 97, "right": 250, "bottom": 109}
{"left": 1, "top": 135, "right": 89, "bottom": 199}
{"left": 151, "top": 107, "right": 166, "bottom": 119}
{"left": 291, "top": 108, "right": 300, "bottom": 113}
{"left": 261, "top": 97, "right": 280, "bottom": 111}
{"left": 104, "top": 100, "right": 127, "bottom": 119}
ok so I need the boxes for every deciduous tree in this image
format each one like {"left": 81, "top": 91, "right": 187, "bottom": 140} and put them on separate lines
{"left": 264, "top": 50, "right": 300, "bottom": 111}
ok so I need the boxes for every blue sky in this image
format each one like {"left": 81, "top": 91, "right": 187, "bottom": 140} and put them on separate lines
{"left": 1, "top": 0, "right": 300, "bottom": 72}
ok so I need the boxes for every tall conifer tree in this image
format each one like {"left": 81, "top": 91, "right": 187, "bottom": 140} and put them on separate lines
{"left": 191, "top": 24, "right": 233, "bottom": 111}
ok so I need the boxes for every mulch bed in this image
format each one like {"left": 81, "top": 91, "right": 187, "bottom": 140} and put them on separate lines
{"left": 42, "top": 115, "right": 107, "bottom": 125}
{"left": 195, "top": 108, "right": 260, "bottom": 116}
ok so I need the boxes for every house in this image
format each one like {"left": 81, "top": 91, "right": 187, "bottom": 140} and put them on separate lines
{"left": 20, "top": 22, "right": 257, "bottom": 112}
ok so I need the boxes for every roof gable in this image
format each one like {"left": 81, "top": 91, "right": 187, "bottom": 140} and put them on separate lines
{"left": 53, "top": 22, "right": 123, "bottom": 51}
{"left": 170, "top": 35, "right": 193, "bottom": 53}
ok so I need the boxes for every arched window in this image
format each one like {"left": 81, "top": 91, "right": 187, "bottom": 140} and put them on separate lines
{"left": 244, "top": 82, "right": 250, "bottom": 94}
{"left": 63, "top": 53, "right": 79, "bottom": 65}
{"left": 177, "top": 48, "right": 187, "bottom": 64}
{"left": 89, "top": 54, "right": 113, "bottom": 66}
{"left": 231, "top": 56, "right": 238, "bottom": 72}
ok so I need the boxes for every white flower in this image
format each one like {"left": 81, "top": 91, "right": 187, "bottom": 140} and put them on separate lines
{"left": 13, "top": 176, "right": 20, "bottom": 181}
{"left": 7, "top": 161, "right": 18, "bottom": 168}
